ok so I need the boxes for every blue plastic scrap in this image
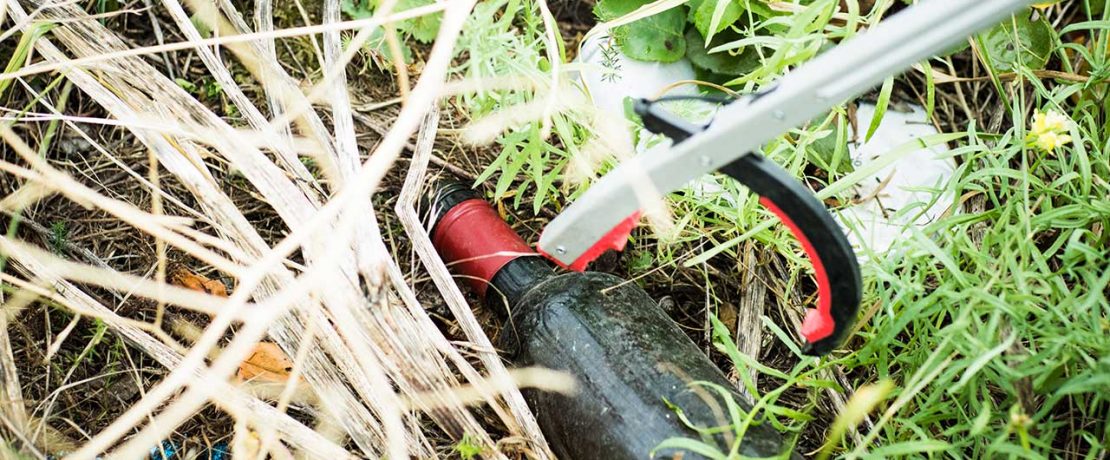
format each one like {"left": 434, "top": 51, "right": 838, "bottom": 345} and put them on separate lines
{"left": 149, "top": 440, "right": 177, "bottom": 460}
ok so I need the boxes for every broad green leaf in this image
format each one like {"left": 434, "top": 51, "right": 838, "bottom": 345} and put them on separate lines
{"left": 341, "top": 0, "right": 441, "bottom": 43}
{"left": 805, "top": 111, "right": 852, "bottom": 175}
{"left": 686, "top": 0, "right": 704, "bottom": 23}
{"left": 595, "top": 0, "right": 686, "bottom": 62}
{"left": 685, "top": 28, "right": 759, "bottom": 76}
{"left": 342, "top": 0, "right": 373, "bottom": 20}
{"left": 396, "top": 0, "right": 441, "bottom": 42}
{"left": 694, "top": 0, "right": 743, "bottom": 41}
{"left": 980, "top": 11, "right": 1054, "bottom": 72}
{"left": 807, "top": 129, "right": 850, "bottom": 175}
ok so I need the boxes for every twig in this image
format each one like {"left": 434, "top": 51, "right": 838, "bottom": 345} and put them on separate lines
{"left": 771, "top": 257, "right": 871, "bottom": 445}
{"left": 0, "top": 236, "right": 257, "bottom": 318}
{"left": 253, "top": 0, "right": 293, "bottom": 144}
{"left": 138, "top": 0, "right": 174, "bottom": 78}
{"left": 919, "top": 65, "right": 1089, "bottom": 84}
{"left": 315, "top": 0, "right": 509, "bottom": 452}
{"left": 321, "top": 0, "right": 366, "bottom": 185}
{"left": 734, "top": 244, "right": 767, "bottom": 384}
{"left": 351, "top": 110, "right": 477, "bottom": 180}
{"left": 0, "top": 129, "right": 242, "bottom": 274}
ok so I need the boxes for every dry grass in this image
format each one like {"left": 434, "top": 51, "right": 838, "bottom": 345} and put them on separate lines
{"left": 0, "top": 0, "right": 573, "bottom": 457}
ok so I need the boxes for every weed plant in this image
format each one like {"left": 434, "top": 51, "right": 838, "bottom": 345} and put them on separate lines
{"left": 453, "top": 0, "right": 1110, "bottom": 457}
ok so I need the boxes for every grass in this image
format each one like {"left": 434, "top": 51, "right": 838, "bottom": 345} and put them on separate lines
{"left": 452, "top": 0, "right": 1109, "bottom": 458}
{"left": 0, "top": 0, "right": 1106, "bottom": 457}
{"left": 832, "top": 109, "right": 1109, "bottom": 456}
{"left": 452, "top": 0, "right": 596, "bottom": 214}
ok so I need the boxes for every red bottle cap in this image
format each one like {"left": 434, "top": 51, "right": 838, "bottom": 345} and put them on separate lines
{"left": 431, "top": 198, "right": 535, "bottom": 298}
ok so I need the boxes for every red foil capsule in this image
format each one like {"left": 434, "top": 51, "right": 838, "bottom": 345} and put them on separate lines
{"left": 431, "top": 199, "right": 534, "bottom": 298}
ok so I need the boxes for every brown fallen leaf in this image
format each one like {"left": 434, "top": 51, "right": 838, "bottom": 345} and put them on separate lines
{"left": 171, "top": 268, "right": 228, "bottom": 297}
{"left": 238, "top": 342, "right": 294, "bottom": 382}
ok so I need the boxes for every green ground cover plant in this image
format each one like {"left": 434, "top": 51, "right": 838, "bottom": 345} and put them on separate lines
{"left": 1, "top": 0, "right": 1106, "bottom": 456}
{"left": 453, "top": 0, "right": 1109, "bottom": 457}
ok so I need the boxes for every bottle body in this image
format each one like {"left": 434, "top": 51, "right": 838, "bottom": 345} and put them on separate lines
{"left": 429, "top": 185, "right": 790, "bottom": 459}
{"left": 497, "top": 269, "right": 785, "bottom": 459}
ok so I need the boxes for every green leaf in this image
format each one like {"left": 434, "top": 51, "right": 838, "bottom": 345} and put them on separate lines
{"left": 980, "top": 11, "right": 1054, "bottom": 72}
{"left": 1088, "top": 0, "right": 1106, "bottom": 15}
{"left": 341, "top": 0, "right": 441, "bottom": 43}
{"left": 595, "top": 0, "right": 686, "bottom": 62}
{"left": 189, "top": 12, "right": 213, "bottom": 38}
{"left": 694, "top": 0, "right": 743, "bottom": 42}
{"left": 1, "top": 22, "right": 55, "bottom": 99}
{"left": 651, "top": 437, "right": 728, "bottom": 460}
{"left": 806, "top": 114, "right": 853, "bottom": 175}
{"left": 867, "top": 440, "right": 952, "bottom": 456}
{"left": 174, "top": 78, "right": 197, "bottom": 92}
{"left": 397, "top": 0, "right": 441, "bottom": 42}
{"left": 866, "top": 75, "right": 894, "bottom": 142}
{"left": 922, "top": 60, "right": 935, "bottom": 118}
{"left": 686, "top": 0, "right": 704, "bottom": 23}
{"left": 341, "top": 0, "right": 374, "bottom": 19}
{"left": 629, "top": 251, "right": 653, "bottom": 271}
{"left": 685, "top": 28, "right": 759, "bottom": 76}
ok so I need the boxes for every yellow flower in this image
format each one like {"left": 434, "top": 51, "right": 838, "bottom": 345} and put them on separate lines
{"left": 1029, "top": 109, "right": 1073, "bottom": 153}
{"left": 1031, "top": 112, "right": 1050, "bottom": 135}
{"left": 1044, "top": 110, "right": 1071, "bottom": 132}
{"left": 1033, "top": 0, "right": 1062, "bottom": 9}
{"left": 1034, "top": 131, "right": 1072, "bottom": 152}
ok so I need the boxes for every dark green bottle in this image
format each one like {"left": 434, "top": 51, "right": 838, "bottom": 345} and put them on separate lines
{"left": 430, "top": 183, "right": 791, "bottom": 459}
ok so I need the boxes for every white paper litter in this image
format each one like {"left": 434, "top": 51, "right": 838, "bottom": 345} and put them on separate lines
{"left": 575, "top": 32, "right": 699, "bottom": 118}
{"left": 837, "top": 103, "right": 956, "bottom": 259}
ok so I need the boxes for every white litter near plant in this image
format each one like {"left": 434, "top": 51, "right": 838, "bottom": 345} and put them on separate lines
{"left": 574, "top": 32, "right": 698, "bottom": 119}
{"left": 837, "top": 103, "right": 957, "bottom": 259}
{"left": 574, "top": 30, "right": 722, "bottom": 192}
{"left": 574, "top": 29, "right": 957, "bottom": 262}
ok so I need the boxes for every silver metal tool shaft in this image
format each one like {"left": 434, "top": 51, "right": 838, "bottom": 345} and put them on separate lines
{"left": 539, "top": 0, "right": 1035, "bottom": 265}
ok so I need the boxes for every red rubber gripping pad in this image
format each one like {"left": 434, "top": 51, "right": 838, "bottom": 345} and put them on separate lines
{"left": 759, "top": 197, "right": 835, "bottom": 343}
{"left": 539, "top": 211, "right": 641, "bottom": 272}
{"left": 432, "top": 199, "right": 534, "bottom": 298}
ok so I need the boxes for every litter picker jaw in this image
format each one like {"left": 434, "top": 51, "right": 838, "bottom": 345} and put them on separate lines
{"left": 538, "top": 0, "right": 1037, "bottom": 355}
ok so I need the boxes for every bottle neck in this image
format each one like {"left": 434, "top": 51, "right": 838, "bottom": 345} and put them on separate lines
{"left": 429, "top": 184, "right": 555, "bottom": 307}
{"left": 485, "top": 256, "right": 556, "bottom": 311}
